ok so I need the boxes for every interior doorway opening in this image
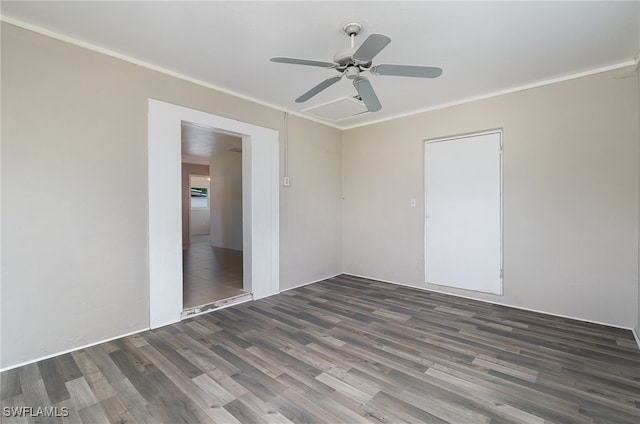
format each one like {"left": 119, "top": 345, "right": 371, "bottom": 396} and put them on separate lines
{"left": 181, "top": 124, "right": 249, "bottom": 314}
{"left": 148, "top": 100, "right": 280, "bottom": 329}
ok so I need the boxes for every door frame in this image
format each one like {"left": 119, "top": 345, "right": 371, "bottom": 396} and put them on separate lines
{"left": 148, "top": 99, "right": 279, "bottom": 328}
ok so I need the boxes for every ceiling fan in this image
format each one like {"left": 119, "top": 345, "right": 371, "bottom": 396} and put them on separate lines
{"left": 271, "top": 22, "right": 442, "bottom": 112}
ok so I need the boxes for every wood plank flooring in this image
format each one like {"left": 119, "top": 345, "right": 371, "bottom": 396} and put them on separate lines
{"left": 2, "top": 274, "right": 639, "bottom": 423}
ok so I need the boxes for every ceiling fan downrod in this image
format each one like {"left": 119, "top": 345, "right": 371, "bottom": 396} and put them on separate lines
{"left": 343, "top": 22, "right": 363, "bottom": 48}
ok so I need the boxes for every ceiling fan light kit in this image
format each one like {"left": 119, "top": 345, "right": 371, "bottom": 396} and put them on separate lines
{"left": 271, "top": 20, "right": 442, "bottom": 114}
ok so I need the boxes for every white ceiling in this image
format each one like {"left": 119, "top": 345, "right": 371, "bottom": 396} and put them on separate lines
{"left": 2, "top": 1, "right": 639, "bottom": 129}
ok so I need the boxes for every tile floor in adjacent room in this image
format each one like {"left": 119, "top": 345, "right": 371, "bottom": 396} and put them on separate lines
{"left": 182, "top": 235, "right": 247, "bottom": 309}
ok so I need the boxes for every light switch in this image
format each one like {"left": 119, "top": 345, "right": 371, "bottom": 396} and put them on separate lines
{"left": 410, "top": 198, "right": 416, "bottom": 207}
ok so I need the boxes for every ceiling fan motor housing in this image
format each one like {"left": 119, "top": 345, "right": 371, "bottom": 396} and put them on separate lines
{"left": 334, "top": 48, "right": 373, "bottom": 70}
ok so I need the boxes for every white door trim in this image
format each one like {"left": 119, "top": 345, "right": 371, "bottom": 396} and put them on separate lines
{"left": 148, "top": 99, "right": 279, "bottom": 328}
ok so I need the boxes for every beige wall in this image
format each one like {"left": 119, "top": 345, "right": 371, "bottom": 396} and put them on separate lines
{"left": 181, "top": 163, "right": 210, "bottom": 245}
{"left": 343, "top": 67, "right": 639, "bottom": 328}
{"left": 1, "top": 23, "right": 343, "bottom": 368}
{"left": 279, "top": 115, "right": 343, "bottom": 288}
{"left": 209, "top": 151, "right": 243, "bottom": 250}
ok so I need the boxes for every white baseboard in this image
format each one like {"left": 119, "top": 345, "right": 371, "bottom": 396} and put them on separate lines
{"left": 4, "top": 272, "right": 636, "bottom": 372}
{"left": 0, "top": 327, "right": 149, "bottom": 373}
{"left": 1, "top": 273, "right": 343, "bottom": 372}
{"left": 344, "top": 272, "right": 638, "bottom": 334}
{"left": 632, "top": 327, "right": 640, "bottom": 350}
{"left": 279, "top": 272, "right": 343, "bottom": 293}
{"left": 2, "top": 297, "right": 253, "bottom": 372}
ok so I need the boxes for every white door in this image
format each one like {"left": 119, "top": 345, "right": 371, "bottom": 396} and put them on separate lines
{"left": 425, "top": 130, "right": 502, "bottom": 294}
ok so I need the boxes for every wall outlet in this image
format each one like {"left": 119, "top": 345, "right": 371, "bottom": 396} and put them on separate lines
{"left": 283, "top": 176, "right": 290, "bottom": 187}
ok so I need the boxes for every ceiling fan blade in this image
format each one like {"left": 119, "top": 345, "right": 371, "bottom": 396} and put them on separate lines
{"left": 371, "top": 64, "right": 443, "bottom": 78}
{"left": 352, "top": 34, "right": 391, "bottom": 63}
{"left": 353, "top": 77, "right": 381, "bottom": 112}
{"left": 295, "top": 76, "right": 342, "bottom": 103}
{"left": 271, "top": 57, "right": 335, "bottom": 68}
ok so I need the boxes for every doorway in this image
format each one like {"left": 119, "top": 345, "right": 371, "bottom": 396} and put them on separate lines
{"left": 181, "top": 128, "right": 248, "bottom": 313}
{"left": 148, "top": 99, "right": 280, "bottom": 328}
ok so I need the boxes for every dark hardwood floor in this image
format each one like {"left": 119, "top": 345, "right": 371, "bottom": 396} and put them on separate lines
{"left": 2, "top": 274, "right": 639, "bottom": 423}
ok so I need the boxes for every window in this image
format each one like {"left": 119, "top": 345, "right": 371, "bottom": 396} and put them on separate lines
{"left": 190, "top": 175, "right": 210, "bottom": 209}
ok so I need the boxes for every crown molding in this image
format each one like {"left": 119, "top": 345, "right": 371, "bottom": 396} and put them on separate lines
{"left": 0, "top": 16, "right": 342, "bottom": 131}
{"left": 2, "top": 16, "right": 636, "bottom": 132}
{"left": 341, "top": 60, "right": 637, "bottom": 130}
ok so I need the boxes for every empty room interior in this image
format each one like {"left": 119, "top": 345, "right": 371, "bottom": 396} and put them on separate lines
{"left": 1, "top": 2, "right": 640, "bottom": 423}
